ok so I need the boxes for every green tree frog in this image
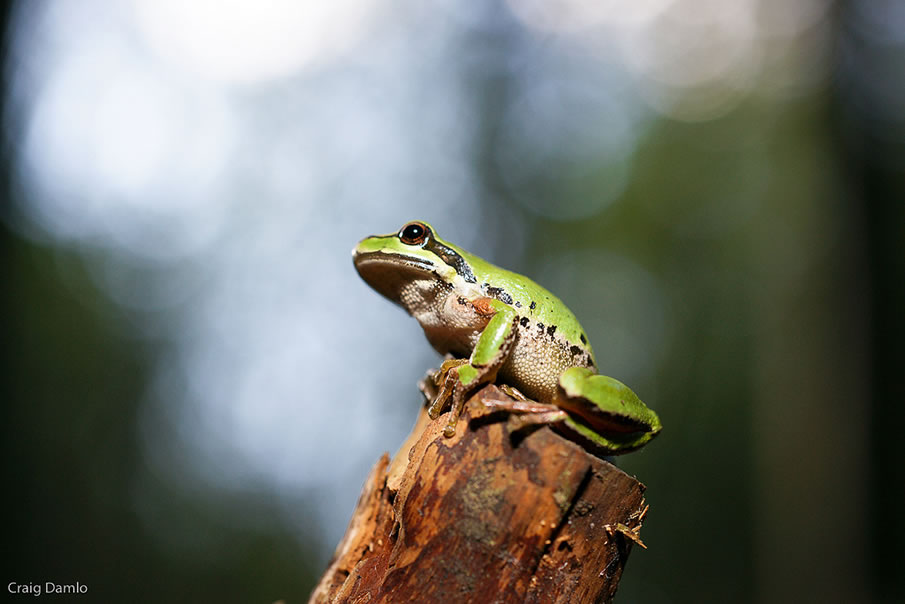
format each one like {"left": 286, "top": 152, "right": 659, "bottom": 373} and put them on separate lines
{"left": 353, "top": 221, "right": 662, "bottom": 454}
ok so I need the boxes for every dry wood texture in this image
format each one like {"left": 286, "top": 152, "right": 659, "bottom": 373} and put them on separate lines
{"left": 309, "top": 384, "right": 649, "bottom": 604}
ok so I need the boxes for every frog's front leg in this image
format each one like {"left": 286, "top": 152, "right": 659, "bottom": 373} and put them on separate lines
{"left": 426, "top": 358, "right": 468, "bottom": 419}
{"left": 429, "top": 298, "right": 519, "bottom": 438}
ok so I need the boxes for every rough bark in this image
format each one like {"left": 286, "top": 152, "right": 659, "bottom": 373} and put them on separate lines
{"left": 309, "top": 384, "right": 649, "bottom": 604}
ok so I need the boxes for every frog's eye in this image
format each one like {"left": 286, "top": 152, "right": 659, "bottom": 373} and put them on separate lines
{"left": 399, "top": 221, "right": 430, "bottom": 246}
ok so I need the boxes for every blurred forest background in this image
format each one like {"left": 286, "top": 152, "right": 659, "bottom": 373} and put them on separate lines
{"left": 2, "top": 1, "right": 903, "bottom": 602}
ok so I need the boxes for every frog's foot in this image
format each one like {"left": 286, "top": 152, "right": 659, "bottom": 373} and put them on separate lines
{"left": 418, "top": 358, "right": 468, "bottom": 419}
{"left": 419, "top": 358, "right": 467, "bottom": 403}
{"left": 442, "top": 387, "right": 467, "bottom": 438}
{"left": 432, "top": 358, "right": 470, "bottom": 387}
{"left": 498, "top": 384, "right": 531, "bottom": 402}
{"left": 479, "top": 395, "right": 560, "bottom": 415}
{"left": 478, "top": 392, "right": 569, "bottom": 431}
{"left": 427, "top": 360, "right": 498, "bottom": 438}
{"left": 426, "top": 358, "right": 469, "bottom": 419}
{"left": 508, "top": 410, "right": 569, "bottom": 431}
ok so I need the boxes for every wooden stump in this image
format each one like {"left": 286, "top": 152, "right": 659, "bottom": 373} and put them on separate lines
{"left": 309, "top": 385, "right": 649, "bottom": 604}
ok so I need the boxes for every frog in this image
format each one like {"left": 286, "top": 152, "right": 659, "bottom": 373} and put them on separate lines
{"left": 352, "top": 220, "right": 661, "bottom": 454}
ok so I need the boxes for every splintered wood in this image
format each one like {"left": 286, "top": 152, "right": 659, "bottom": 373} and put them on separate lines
{"left": 309, "top": 385, "right": 648, "bottom": 604}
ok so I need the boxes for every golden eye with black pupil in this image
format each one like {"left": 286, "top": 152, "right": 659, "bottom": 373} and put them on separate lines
{"left": 399, "top": 221, "right": 429, "bottom": 246}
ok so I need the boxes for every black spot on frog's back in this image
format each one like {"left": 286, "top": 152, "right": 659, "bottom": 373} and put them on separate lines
{"left": 580, "top": 333, "right": 587, "bottom": 345}
{"left": 519, "top": 317, "right": 529, "bottom": 327}
{"left": 546, "top": 325, "right": 557, "bottom": 339}
{"left": 568, "top": 345, "right": 594, "bottom": 368}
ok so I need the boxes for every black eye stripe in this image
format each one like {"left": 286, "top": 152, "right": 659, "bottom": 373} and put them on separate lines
{"left": 424, "top": 239, "right": 477, "bottom": 284}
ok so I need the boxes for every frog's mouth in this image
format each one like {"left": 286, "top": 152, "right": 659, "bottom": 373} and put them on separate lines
{"left": 353, "top": 251, "right": 445, "bottom": 309}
